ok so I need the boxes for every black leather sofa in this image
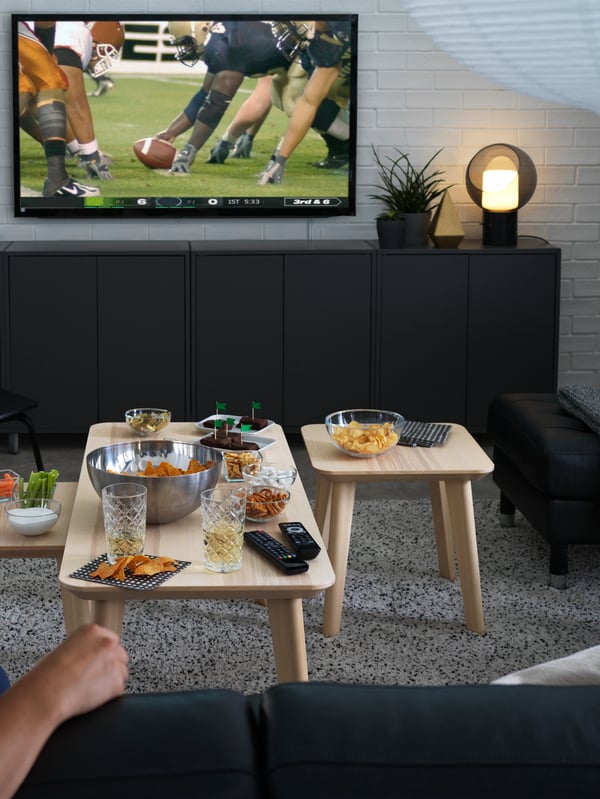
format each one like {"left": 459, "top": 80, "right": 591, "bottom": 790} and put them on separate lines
{"left": 16, "top": 681, "right": 600, "bottom": 798}
{"left": 488, "top": 392, "right": 600, "bottom": 587}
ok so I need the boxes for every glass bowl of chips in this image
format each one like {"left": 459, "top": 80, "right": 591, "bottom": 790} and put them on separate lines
{"left": 325, "top": 409, "right": 405, "bottom": 458}
{"left": 125, "top": 408, "right": 171, "bottom": 436}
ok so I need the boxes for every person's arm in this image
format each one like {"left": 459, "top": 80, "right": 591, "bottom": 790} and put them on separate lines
{"left": 0, "top": 624, "right": 128, "bottom": 799}
{"left": 278, "top": 66, "right": 339, "bottom": 159}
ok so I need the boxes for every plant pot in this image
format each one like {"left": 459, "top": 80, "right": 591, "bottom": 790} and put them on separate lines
{"left": 376, "top": 218, "right": 406, "bottom": 249}
{"left": 403, "top": 212, "right": 432, "bottom": 247}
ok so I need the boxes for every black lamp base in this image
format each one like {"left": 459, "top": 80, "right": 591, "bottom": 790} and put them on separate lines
{"left": 482, "top": 210, "right": 517, "bottom": 246}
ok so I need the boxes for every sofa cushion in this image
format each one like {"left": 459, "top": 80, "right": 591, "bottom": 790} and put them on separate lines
{"left": 263, "top": 682, "right": 600, "bottom": 798}
{"left": 17, "top": 689, "right": 261, "bottom": 799}
{"left": 493, "top": 644, "right": 600, "bottom": 685}
{"left": 488, "top": 393, "right": 600, "bottom": 498}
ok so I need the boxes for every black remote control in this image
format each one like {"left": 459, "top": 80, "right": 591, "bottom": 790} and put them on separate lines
{"left": 244, "top": 530, "right": 309, "bottom": 574}
{"left": 279, "top": 522, "right": 321, "bottom": 560}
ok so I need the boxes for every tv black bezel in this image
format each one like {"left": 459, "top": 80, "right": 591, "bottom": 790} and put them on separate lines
{"left": 11, "top": 13, "right": 358, "bottom": 219}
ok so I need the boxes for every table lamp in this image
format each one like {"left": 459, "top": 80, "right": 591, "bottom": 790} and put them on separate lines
{"left": 466, "top": 144, "right": 537, "bottom": 246}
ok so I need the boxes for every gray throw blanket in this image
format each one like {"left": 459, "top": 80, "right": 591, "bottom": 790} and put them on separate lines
{"left": 558, "top": 384, "right": 600, "bottom": 435}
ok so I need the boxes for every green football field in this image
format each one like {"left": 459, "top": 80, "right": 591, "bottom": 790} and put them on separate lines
{"left": 18, "top": 73, "right": 349, "bottom": 200}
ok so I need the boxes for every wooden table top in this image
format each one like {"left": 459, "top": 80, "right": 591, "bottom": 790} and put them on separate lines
{"left": 301, "top": 423, "right": 494, "bottom": 481}
{"left": 0, "top": 481, "right": 76, "bottom": 558}
{"left": 59, "top": 422, "right": 335, "bottom": 601}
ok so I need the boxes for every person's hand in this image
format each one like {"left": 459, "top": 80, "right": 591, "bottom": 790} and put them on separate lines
{"left": 26, "top": 624, "right": 128, "bottom": 723}
{"left": 79, "top": 151, "right": 114, "bottom": 180}
{"left": 155, "top": 129, "right": 175, "bottom": 143}
{"left": 170, "top": 144, "right": 197, "bottom": 174}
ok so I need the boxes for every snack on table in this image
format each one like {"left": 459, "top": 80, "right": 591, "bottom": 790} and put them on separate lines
{"left": 90, "top": 554, "right": 178, "bottom": 581}
{"left": 138, "top": 458, "right": 215, "bottom": 477}
{"left": 238, "top": 415, "right": 269, "bottom": 431}
{"left": 223, "top": 451, "right": 262, "bottom": 481}
{"left": 0, "top": 470, "right": 19, "bottom": 502}
{"left": 331, "top": 420, "right": 399, "bottom": 455}
{"left": 245, "top": 487, "right": 290, "bottom": 520}
{"left": 200, "top": 431, "right": 259, "bottom": 451}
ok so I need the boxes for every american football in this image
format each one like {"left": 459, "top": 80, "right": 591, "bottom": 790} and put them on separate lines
{"left": 133, "top": 137, "right": 176, "bottom": 170}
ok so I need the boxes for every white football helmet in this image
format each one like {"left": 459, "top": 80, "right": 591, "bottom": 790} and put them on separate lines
{"left": 168, "top": 21, "right": 213, "bottom": 67}
{"left": 87, "top": 21, "right": 125, "bottom": 77}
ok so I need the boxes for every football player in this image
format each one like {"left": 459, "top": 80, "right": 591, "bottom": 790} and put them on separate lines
{"left": 166, "top": 20, "right": 291, "bottom": 174}
{"left": 207, "top": 21, "right": 350, "bottom": 171}
{"left": 53, "top": 20, "right": 125, "bottom": 180}
{"left": 258, "top": 19, "right": 352, "bottom": 185}
{"left": 17, "top": 20, "right": 99, "bottom": 198}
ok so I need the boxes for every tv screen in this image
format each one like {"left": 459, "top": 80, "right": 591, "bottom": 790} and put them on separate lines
{"left": 12, "top": 14, "right": 357, "bottom": 219}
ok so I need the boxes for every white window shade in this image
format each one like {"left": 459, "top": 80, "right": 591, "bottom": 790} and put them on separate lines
{"left": 402, "top": 0, "right": 600, "bottom": 114}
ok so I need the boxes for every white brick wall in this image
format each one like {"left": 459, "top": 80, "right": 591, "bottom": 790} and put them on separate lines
{"left": 1, "top": 0, "right": 599, "bottom": 386}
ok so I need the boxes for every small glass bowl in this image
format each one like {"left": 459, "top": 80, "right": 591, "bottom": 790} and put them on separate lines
{"left": 0, "top": 469, "right": 20, "bottom": 503}
{"left": 245, "top": 487, "right": 290, "bottom": 522}
{"left": 125, "top": 408, "right": 171, "bottom": 436}
{"left": 3, "top": 498, "right": 62, "bottom": 536}
{"left": 242, "top": 462, "right": 298, "bottom": 489}
{"left": 222, "top": 450, "right": 263, "bottom": 482}
{"left": 325, "top": 409, "right": 405, "bottom": 458}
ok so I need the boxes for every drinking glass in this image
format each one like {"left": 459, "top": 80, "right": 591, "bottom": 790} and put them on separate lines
{"left": 102, "top": 483, "right": 147, "bottom": 564}
{"left": 201, "top": 486, "right": 247, "bottom": 573}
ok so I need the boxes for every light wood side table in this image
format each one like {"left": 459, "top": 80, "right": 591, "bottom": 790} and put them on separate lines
{"left": 301, "top": 423, "right": 494, "bottom": 636}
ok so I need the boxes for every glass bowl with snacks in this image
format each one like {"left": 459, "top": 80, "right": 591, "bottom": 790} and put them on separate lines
{"left": 0, "top": 470, "right": 20, "bottom": 503}
{"left": 125, "top": 408, "right": 171, "bottom": 436}
{"left": 325, "top": 409, "right": 405, "bottom": 458}
{"left": 245, "top": 487, "right": 291, "bottom": 522}
{"left": 222, "top": 450, "right": 263, "bottom": 482}
{"left": 242, "top": 462, "right": 298, "bottom": 489}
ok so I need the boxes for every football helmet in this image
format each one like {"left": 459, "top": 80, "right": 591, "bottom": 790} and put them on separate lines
{"left": 87, "top": 21, "right": 125, "bottom": 77}
{"left": 270, "top": 20, "right": 313, "bottom": 62}
{"left": 168, "top": 21, "right": 213, "bottom": 67}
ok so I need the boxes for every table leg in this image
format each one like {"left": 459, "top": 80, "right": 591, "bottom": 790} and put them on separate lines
{"left": 429, "top": 481, "right": 455, "bottom": 580}
{"left": 61, "top": 587, "right": 91, "bottom": 634}
{"left": 322, "top": 480, "right": 356, "bottom": 637}
{"left": 314, "top": 476, "right": 332, "bottom": 547}
{"left": 88, "top": 599, "right": 126, "bottom": 636}
{"left": 444, "top": 480, "right": 485, "bottom": 634}
{"left": 267, "top": 597, "right": 308, "bottom": 682}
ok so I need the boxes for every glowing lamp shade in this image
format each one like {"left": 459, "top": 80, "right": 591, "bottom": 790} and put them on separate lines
{"left": 466, "top": 144, "right": 536, "bottom": 246}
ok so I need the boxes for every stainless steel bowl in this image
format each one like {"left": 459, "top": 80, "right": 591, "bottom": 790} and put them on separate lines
{"left": 86, "top": 440, "right": 220, "bottom": 524}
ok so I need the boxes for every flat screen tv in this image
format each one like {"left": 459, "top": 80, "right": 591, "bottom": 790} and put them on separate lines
{"left": 12, "top": 14, "right": 357, "bottom": 219}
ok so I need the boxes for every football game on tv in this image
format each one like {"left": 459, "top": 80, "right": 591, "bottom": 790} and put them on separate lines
{"left": 12, "top": 15, "right": 357, "bottom": 219}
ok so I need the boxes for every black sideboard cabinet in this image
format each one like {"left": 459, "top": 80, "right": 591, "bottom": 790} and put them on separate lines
{"left": 0, "top": 239, "right": 560, "bottom": 434}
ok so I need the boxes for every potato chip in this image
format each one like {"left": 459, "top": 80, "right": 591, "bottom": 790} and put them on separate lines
{"left": 89, "top": 554, "right": 179, "bottom": 580}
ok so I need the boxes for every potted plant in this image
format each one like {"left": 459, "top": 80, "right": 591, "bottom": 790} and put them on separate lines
{"left": 370, "top": 146, "right": 449, "bottom": 248}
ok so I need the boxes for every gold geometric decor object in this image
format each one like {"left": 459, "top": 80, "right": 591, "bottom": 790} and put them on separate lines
{"left": 429, "top": 189, "right": 465, "bottom": 248}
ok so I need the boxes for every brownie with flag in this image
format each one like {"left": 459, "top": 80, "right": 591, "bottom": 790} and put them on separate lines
{"left": 239, "top": 401, "right": 269, "bottom": 431}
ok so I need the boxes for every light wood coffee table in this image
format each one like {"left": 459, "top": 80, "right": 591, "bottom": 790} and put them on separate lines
{"left": 59, "top": 422, "right": 334, "bottom": 683}
{"left": 0, "top": 481, "right": 76, "bottom": 562}
{"left": 301, "top": 423, "right": 494, "bottom": 636}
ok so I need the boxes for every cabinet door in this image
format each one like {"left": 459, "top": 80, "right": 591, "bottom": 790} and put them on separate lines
{"left": 284, "top": 253, "right": 373, "bottom": 428}
{"left": 5, "top": 255, "right": 98, "bottom": 431}
{"left": 192, "top": 254, "right": 284, "bottom": 422}
{"left": 378, "top": 253, "right": 469, "bottom": 423}
{"left": 467, "top": 252, "right": 559, "bottom": 430}
{"left": 98, "top": 255, "right": 188, "bottom": 421}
